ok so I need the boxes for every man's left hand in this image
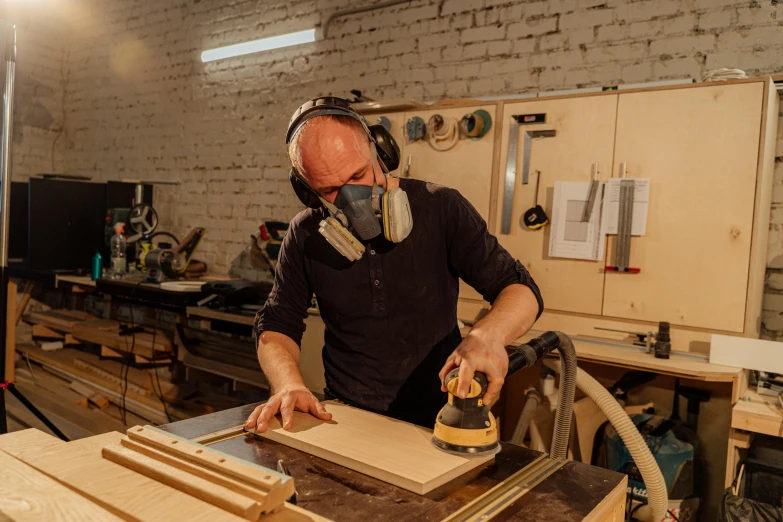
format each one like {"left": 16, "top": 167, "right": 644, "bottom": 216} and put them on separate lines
{"left": 438, "top": 329, "right": 508, "bottom": 407}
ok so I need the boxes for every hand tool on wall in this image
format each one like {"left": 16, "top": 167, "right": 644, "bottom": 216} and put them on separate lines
{"left": 459, "top": 109, "right": 492, "bottom": 140}
{"left": 406, "top": 116, "right": 426, "bottom": 142}
{"left": 604, "top": 178, "right": 640, "bottom": 273}
{"left": 501, "top": 113, "right": 556, "bottom": 234}
{"left": 522, "top": 170, "right": 549, "bottom": 230}
{"left": 581, "top": 162, "right": 600, "bottom": 222}
{"left": 427, "top": 114, "right": 459, "bottom": 151}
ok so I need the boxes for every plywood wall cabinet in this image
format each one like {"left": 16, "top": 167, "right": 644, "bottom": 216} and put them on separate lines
{"left": 603, "top": 81, "right": 765, "bottom": 332}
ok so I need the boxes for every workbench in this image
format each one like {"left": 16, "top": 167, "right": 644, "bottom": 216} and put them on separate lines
{"left": 726, "top": 388, "right": 783, "bottom": 492}
{"left": 159, "top": 403, "right": 628, "bottom": 521}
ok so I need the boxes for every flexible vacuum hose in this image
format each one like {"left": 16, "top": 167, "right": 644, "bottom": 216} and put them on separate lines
{"left": 543, "top": 358, "right": 668, "bottom": 522}
{"left": 507, "top": 331, "right": 577, "bottom": 461}
{"left": 510, "top": 388, "right": 541, "bottom": 446}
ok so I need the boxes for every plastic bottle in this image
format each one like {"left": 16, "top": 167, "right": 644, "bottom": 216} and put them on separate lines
{"left": 110, "top": 222, "right": 127, "bottom": 278}
{"left": 91, "top": 251, "right": 103, "bottom": 281}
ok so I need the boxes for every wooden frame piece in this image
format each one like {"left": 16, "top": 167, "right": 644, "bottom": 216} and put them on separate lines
{"left": 126, "top": 425, "right": 289, "bottom": 492}
{"left": 102, "top": 442, "right": 264, "bottom": 521}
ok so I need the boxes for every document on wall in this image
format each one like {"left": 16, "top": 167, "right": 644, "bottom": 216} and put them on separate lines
{"left": 548, "top": 181, "right": 606, "bottom": 261}
{"left": 600, "top": 178, "right": 650, "bottom": 236}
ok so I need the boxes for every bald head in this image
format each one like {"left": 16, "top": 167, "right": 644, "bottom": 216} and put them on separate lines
{"left": 288, "top": 116, "right": 385, "bottom": 204}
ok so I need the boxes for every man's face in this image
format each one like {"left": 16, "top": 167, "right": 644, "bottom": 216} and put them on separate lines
{"left": 297, "top": 119, "right": 379, "bottom": 204}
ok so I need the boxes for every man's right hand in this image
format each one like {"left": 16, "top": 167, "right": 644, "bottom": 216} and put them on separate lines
{"left": 244, "top": 386, "right": 332, "bottom": 433}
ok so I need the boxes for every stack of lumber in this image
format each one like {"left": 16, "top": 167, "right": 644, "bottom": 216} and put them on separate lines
{"left": 0, "top": 428, "right": 328, "bottom": 521}
{"left": 7, "top": 367, "right": 147, "bottom": 439}
{"left": 25, "top": 309, "right": 173, "bottom": 362}
{"left": 18, "top": 344, "right": 200, "bottom": 426}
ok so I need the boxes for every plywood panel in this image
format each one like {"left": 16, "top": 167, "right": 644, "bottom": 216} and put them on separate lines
{"left": 604, "top": 82, "right": 764, "bottom": 331}
{"left": 493, "top": 96, "right": 619, "bottom": 315}
{"left": 257, "top": 400, "right": 493, "bottom": 494}
{"left": 745, "top": 79, "right": 779, "bottom": 337}
{"left": 402, "top": 104, "right": 498, "bottom": 303}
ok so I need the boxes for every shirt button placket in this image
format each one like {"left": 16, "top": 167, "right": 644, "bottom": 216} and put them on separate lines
{"left": 369, "top": 248, "right": 386, "bottom": 314}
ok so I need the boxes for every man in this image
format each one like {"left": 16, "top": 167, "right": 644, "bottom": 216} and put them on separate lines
{"left": 245, "top": 98, "right": 543, "bottom": 433}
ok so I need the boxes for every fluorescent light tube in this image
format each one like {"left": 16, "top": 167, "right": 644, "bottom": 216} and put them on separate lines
{"left": 201, "top": 29, "right": 315, "bottom": 62}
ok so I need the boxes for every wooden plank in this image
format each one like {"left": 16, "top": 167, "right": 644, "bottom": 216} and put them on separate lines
{"left": 32, "top": 324, "right": 64, "bottom": 339}
{"left": 101, "top": 345, "right": 125, "bottom": 358}
{"left": 0, "top": 429, "right": 67, "bottom": 459}
{"left": 711, "top": 334, "right": 783, "bottom": 373}
{"left": 14, "top": 281, "right": 34, "bottom": 325}
{"left": 72, "top": 320, "right": 172, "bottom": 358}
{"left": 127, "top": 425, "right": 285, "bottom": 491}
{"left": 5, "top": 280, "right": 17, "bottom": 381}
{"left": 102, "top": 442, "right": 263, "bottom": 521}
{"left": 69, "top": 381, "right": 111, "bottom": 409}
{"left": 0, "top": 448, "right": 122, "bottom": 521}
{"left": 72, "top": 359, "right": 151, "bottom": 396}
{"left": 745, "top": 78, "right": 779, "bottom": 338}
{"left": 13, "top": 380, "right": 128, "bottom": 435}
{"left": 255, "top": 400, "right": 494, "bottom": 495}
{"left": 26, "top": 310, "right": 92, "bottom": 332}
{"left": 604, "top": 82, "right": 764, "bottom": 332}
{"left": 731, "top": 389, "right": 783, "bottom": 436}
{"left": 56, "top": 275, "right": 97, "bottom": 287}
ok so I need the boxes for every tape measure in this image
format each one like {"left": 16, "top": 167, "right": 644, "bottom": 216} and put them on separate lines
{"left": 523, "top": 170, "right": 549, "bottom": 230}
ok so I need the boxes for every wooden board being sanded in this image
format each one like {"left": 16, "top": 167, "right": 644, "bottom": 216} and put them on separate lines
{"left": 255, "top": 400, "right": 494, "bottom": 494}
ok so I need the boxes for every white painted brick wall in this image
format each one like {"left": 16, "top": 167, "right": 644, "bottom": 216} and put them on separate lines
{"left": 7, "top": 3, "right": 67, "bottom": 180}
{"left": 11, "top": 0, "right": 783, "bottom": 336}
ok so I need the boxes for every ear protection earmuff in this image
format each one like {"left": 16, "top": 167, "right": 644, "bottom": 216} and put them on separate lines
{"left": 285, "top": 97, "right": 412, "bottom": 260}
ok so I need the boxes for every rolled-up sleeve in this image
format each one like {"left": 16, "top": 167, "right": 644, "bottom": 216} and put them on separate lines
{"left": 445, "top": 189, "right": 544, "bottom": 318}
{"left": 254, "top": 223, "right": 312, "bottom": 346}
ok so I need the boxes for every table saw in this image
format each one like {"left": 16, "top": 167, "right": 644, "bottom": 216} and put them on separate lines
{"left": 160, "top": 403, "right": 627, "bottom": 521}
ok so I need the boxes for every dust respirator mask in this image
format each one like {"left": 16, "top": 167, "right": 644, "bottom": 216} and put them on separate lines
{"left": 286, "top": 97, "right": 413, "bottom": 261}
